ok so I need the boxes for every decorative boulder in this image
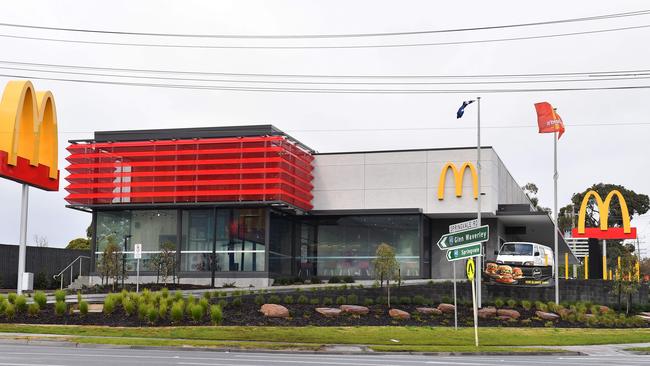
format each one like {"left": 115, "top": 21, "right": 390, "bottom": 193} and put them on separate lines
{"left": 497, "top": 315, "right": 512, "bottom": 321}
{"left": 639, "top": 312, "right": 650, "bottom": 318}
{"left": 416, "top": 307, "right": 443, "bottom": 315}
{"left": 340, "top": 305, "right": 370, "bottom": 315}
{"left": 315, "top": 307, "right": 342, "bottom": 317}
{"left": 636, "top": 315, "right": 650, "bottom": 323}
{"left": 598, "top": 305, "right": 611, "bottom": 314}
{"left": 437, "top": 303, "right": 456, "bottom": 314}
{"left": 478, "top": 307, "right": 497, "bottom": 319}
{"left": 260, "top": 304, "right": 290, "bottom": 318}
{"left": 389, "top": 308, "right": 410, "bottom": 320}
{"left": 496, "top": 309, "right": 521, "bottom": 319}
{"left": 535, "top": 311, "right": 560, "bottom": 321}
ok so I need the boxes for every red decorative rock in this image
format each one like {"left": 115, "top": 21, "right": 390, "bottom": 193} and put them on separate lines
{"left": 598, "top": 306, "right": 611, "bottom": 314}
{"left": 478, "top": 307, "right": 497, "bottom": 319}
{"left": 496, "top": 309, "right": 521, "bottom": 319}
{"left": 416, "top": 307, "right": 443, "bottom": 315}
{"left": 389, "top": 308, "right": 411, "bottom": 320}
{"left": 437, "top": 303, "right": 456, "bottom": 314}
{"left": 340, "top": 305, "right": 370, "bottom": 315}
{"left": 636, "top": 315, "right": 650, "bottom": 323}
{"left": 315, "top": 307, "right": 342, "bottom": 317}
{"left": 535, "top": 311, "right": 560, "bottom": 321}
{"left": 260, "top": 304, "right": 290, "bottom": 318}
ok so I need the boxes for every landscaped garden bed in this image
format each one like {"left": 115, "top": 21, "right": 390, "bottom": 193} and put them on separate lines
{"left": 1, "top": 284, "right": 649, "bottom": 328}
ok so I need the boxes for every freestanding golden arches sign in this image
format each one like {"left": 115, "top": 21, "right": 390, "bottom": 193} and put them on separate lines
{"left": 0, "top": 80, "right": 59, "bottom": 191}
{"left": 437, "top": 162, "right": 478, "bottom": 200}
{"left": 571, "top": 190, "right": 636, "bottom": 239}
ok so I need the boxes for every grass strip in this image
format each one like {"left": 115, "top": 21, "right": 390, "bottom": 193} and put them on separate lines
{"left": 70, "top": 336, "right": 323, "bottom": 351}
{"left": 369, "top": 345, "right": 571, "bottom": 353}
{"left": 1, "top": 324, "right": 650, "bottom": 347}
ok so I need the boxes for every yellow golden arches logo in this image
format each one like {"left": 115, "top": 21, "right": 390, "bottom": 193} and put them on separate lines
{"left": 437, "top": 162, "right": 478, "bottom": 200}
{"left": 577, "top": 190, "right": 631, "bottom": 234}
{"left": 0, "top": 80, "right": 58, "bottom": 190}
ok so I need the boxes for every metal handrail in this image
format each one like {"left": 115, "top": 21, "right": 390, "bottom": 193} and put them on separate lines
{"left": 53, "top": 255, "right": 91, "bottom": 290}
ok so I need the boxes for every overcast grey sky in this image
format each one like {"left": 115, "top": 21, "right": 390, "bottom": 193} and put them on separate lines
{"left": 0, "top": 0, "right": 648, "bottom": 255}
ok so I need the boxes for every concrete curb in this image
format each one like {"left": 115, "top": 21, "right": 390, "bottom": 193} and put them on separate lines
{"left": 0, "top": 336, "right": 584, "bottom": 356}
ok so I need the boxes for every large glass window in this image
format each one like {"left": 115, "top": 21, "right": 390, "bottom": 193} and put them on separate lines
{"left": 180, "top": 210, "right": 215, "bottom": 272}
{"left": 95, "top": 211, "right": 131, "bottom": 266}
{"left": 314, "top": 215, "right": 420, "bottom": 278}
{"left": 269, "top": 213, "right": 294, "bottom": 275}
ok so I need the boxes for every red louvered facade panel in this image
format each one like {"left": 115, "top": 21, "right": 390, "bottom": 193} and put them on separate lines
{"left": 65, "top": 135, "right": 314, "bottom": 211}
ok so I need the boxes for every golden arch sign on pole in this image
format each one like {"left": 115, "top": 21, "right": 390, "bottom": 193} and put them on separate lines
{"left": 571, "top": 190, "right": 636, "bottom": 239}
{"left": 0, "top": 80, "right": 59, "bottom": 191}
{"left": 437, "top": 162, "right": 478, "bottom": 200}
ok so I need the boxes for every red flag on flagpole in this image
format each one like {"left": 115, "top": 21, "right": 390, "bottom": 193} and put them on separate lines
{"left": 534, "top": 102, "right": 565, "bottom": 138}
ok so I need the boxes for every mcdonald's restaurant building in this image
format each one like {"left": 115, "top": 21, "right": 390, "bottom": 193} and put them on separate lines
{"left": 65, "top": 125, "right": 578, "bottom": 287}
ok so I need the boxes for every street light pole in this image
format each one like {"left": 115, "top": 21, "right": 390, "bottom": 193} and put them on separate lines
{"left": 476, "top": 96, "right": 482, "bottom": 308}
{"left": 122, "top": 235, "right": 131, "bottom": 289}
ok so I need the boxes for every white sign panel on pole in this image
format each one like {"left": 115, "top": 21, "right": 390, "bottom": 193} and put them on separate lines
{"left": 134, "top": 243, "right": 142, "bottom": 259}
{"left": 449, "top": 219, "right": 479, "bottom": 233}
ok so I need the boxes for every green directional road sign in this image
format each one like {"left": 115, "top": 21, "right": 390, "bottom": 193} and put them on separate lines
{"left": 447, "top": 243, "right": 482, "bottom": 262}
{"left": 437, "top": 225, "right": 489, "bottom": 250}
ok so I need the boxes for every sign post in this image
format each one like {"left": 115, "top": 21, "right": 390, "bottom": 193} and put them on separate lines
{"left": 453, "top": 262, "right": 457, "bottom": 330}
{"left": 467, "top": 258, "right": 479, "bottom": 347}
{"left": 134, "top": 243, "right": 142, "bottom": 293}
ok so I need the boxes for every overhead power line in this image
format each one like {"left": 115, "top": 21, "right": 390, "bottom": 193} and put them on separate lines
{"left": 2, "top": 72, "right": 650, "bottom": 93}
{"left": 3, "top": 65, "right": 650, "bottom": 86}
{"left": 0, "top": 59, "right": 649, "bottom": 80}
{"left": 1, "top": 24, "right": 649, "bottom": 49}
{"left": 0, "top": 9, "right": 648, "bottom": 38}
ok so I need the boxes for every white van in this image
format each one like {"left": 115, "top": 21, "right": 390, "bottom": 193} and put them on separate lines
{"left": 495, "top": 242, "right": 555, "bottom": 279}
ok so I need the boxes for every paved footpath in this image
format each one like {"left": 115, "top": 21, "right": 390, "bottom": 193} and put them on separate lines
{"left": 1, "top": 342, "right": 650, "bottom": 366}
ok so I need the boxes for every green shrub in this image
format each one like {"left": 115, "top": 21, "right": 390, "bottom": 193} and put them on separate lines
{"left": 55, "top": 301, "right": 67, "bottom": 317}
{"left": 534, "top": 301, "right": 548, "bottom": 312}
{"left": 202, "top": 291, "right": 212, "bottom": 300}
{"left": 79, "top": 301, "right": 89, "bottom": 316}
{"left": 494, "top": 298, "right": 504, "bottom": 308}
{"left": 147, "top": 306, "right": 159, "bottom": 323}
{"left": 199, "top": 298, "right": 210, "bottom": 312}
{"left": 231, "top": 297, "right": 242, "bottom": 307}
{"left": 254, "top": 295, "right": 265, "bottom": 306}
{"left": 328, "top": 276, "right": 341, "bottom": 284}
{"left": 138, "top": 303, "right": 148, "bottom": 320}
{"left": 161, "top": 288, "right": 169, "bottom": 298}
{"left": 14, "top": 295, "right": 27, "bottom": 313}
{"left": 158, "top": 302, "right": 168, "bottom": 320}
{"left": 335, "top": 296, "right": 346, "bottom": 305}
{"left": 310, "top": 277, "right": 322, "bottom": 284}
{"left": 0, "top": 299, "right": 7, "bottom": 314}
{"left": 191, "top": 304, "right": 204, "bottom": 322}
{"left": 123, "top": 298, "right": 136, "bottom": 316}
{"left": 54, "top": 290, "right": 66, "bottom": 303}
{"left": 186, "top": 294, "right": 196, "bottom": 306}
{"left": 268, "top": 295, "right": 281, "bottom": 304}
{"left": 399, "top": 296, "right": 411, "bottom": 305}
{"left": 412, "top": 295, "right": 426, "bottom": 306}
{"left": 341, "top": 276, "right": 354, "bottom": 283}
{"left": 507, "top": 299, "right": 517, "bottom": 308}
{"left": 174, "top": 291, "right": 183, "bottom": 301}
{"left": 217, "top": 299, "right": 228, "bottom": 309}
{"left": 521, "top": 319, "right": 532, "bottom": 326}
{"left": 33, "top": 291, "right": 47, "bottom": 309}
{"left": 5, "top": 303, "right": 15, "bottom": 319}
{"left": 210, "top": 305, "right": 223, "bottom": 325}
{"left": 323, "top": 297, "right": 333, "bottom": 306}
{"left": 170, "top": 302, "right": 184, "bottom": 323}
{"left": 103, "top": 296, "right": 115, "bottom": 315}
{"left": 346, "top": 294, "right": 358, "bottom": 305}
{"left": 441, "top": 295, "right": 452, "bottom": 304}
{"left": 309, "top": 298, "right": 320, "bottom": 305}
{"left": 27, "top": 303, "right": 40, "bottom": 317}
{"left": 364, "top": 298, "right": 374, "bottom": 306}
{"left": 77, "top": 291, "right": 83, "bottom": 304}
{"left": 7, "top": 293, "right": 16, "bottom": 304}
{"left": 521, "top": 300, "right": 532, "bottom": 311}
{"left": 283, "top": 295, "right": 294, "bottom": 304}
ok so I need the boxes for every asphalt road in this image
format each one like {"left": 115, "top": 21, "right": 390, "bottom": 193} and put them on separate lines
{"left": 0, "top": 343, "right": 650, "bottom": 366}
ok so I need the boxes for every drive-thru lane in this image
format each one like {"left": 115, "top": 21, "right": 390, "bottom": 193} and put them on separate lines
{"left": 0, "top": 343, "right": 649, "bottom": 366}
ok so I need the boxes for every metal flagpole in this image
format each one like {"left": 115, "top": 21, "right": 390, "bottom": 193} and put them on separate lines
{"left": 476, "top": 96, "right": 482, "bottom": 308}
{"left": 17, "top": 184, "right": 29, "bottom": 294}
{"left": 553, "top": 129, "right": 559, "bottom": 304}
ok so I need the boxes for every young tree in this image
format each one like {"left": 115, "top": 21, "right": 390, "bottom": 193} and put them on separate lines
{"left": 98, "top": 237, "right": 121, "bottom": 291}
{"left": 611, "top": 250, "right": 640, "bottom": 315}
{"left": 148, "top": 242, "right": 176, "bottom": 284}
{"left": 373, "top": 243, "right": 400, "bottom": 307}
